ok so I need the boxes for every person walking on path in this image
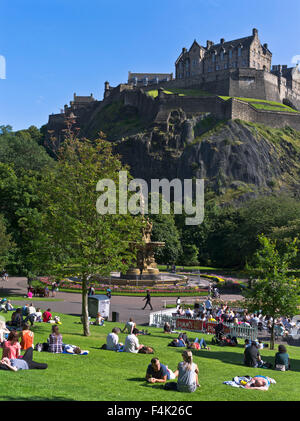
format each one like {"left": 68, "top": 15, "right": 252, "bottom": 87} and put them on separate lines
{"left": 142, "top": 290, "right": 153, "bottom": 310}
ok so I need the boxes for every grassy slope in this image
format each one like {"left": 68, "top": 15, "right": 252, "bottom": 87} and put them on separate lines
{"left": 220, "top": 96, "right": 300, "bottom": 113}
{"left": 146, "top": 88, "right": 212, "bottom": 98}
{"left": 1, "top": 312, "right": 300, "bottom": 401}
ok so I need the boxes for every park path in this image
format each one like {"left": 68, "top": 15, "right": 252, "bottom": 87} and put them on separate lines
{"left": 1, "top": 277, "right": 244, "bottom": 325}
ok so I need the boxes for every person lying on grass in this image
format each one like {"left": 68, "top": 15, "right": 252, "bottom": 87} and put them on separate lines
{"left": 145, "top": 357, "right": 176, "bottom": 384}
{"left": 244, "top": 376, "right": 273, "bottom": 391}
{"left": 187, "top": 338, "right": 210, "bottom": 350}
{"left": 0, "top": 347, "right": 48, "bottom": 371}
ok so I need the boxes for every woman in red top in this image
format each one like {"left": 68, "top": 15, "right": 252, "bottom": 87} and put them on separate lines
{"left": 42, "top": 308, "right": 52, "bottom": 323}
{"left": 2, "top": 331, "right": 21, "bottom": 359}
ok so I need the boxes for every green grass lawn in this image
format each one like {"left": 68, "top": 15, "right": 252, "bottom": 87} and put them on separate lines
{"left": 0, "top": 294, "right": 62, "bottom": 302}
{"left": 146, "top": 88, "right": 212, "bottom": 98}
{"left": 219, "top": 96, "right": 300, "bottom": 113}
{"left": 1, "top": 312, "right": 300, "bottom": 401}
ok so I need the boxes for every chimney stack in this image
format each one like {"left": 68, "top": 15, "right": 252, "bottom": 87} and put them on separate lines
{"left": 206, "top": 40, "right": 214, "bottom": 49}
{"left": 252, "top": 28, "right": 258, "bottom": 37}
{"left": 220, "top": 38, "right": 225, "bottom": 44}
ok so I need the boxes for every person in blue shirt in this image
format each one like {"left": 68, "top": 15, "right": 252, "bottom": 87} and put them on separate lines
{"left": 146, "top": 358, "right": 174, "bottom": 383}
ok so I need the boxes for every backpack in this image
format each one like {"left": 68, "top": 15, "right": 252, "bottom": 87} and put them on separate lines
{"left": 35, "top": 343, "right": 44, "bottom": 352}
{"left": 138, "top": 346, "right": 154, "bottom": 354}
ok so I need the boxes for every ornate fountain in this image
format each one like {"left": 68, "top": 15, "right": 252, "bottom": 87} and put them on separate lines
{"left": 124, "top": 217, "right": 165, "bottom": 280}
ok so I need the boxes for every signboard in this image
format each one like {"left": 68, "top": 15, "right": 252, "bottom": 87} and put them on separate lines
{"left": 175, "top": 318, "right": 230, "bottom": 334}
{"left": 176, "top": 318, "right": 203, "bottom": 331}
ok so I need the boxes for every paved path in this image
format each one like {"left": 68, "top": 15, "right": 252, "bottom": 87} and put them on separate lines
{"left": 1, "top": 277, "right": 244, "bottom": 325}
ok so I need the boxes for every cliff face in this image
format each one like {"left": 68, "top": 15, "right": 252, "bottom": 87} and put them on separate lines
{"left": 59, "top": 99, "right": 300, "bottom": 202}
{"left": 112, "top": 113, "right": 300, "bottom": 202}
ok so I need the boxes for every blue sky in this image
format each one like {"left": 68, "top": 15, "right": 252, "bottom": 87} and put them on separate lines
{"left": 1, "top": 0, "right": 299, "bottom": 130}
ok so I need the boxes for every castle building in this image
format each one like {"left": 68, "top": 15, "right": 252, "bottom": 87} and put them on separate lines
{"left": 175, "top": 28, "right": 272, "bottom": 78}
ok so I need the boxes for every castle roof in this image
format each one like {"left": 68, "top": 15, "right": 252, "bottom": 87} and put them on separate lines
{"left": 205, "top": 35, "right": 254, "bottom": 54}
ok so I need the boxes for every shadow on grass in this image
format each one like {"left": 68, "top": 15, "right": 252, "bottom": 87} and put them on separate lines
{"left": 1, "top": 396, "right": 75, "bottom": 401}
{"left": 172, "top": 347, "right": 300, "bottom": 373}
{"left": 127, "top": 377, "right": 146, "bottom": 382}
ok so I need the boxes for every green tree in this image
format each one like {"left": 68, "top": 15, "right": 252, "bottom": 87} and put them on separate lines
{"left": 0, "top": 214, "right": 15, "bottom": 271}
{"left": 245, "top": 235, "right": 300, "bottom": 349}
{"left": 28, "top": 134, "right": 142, "bottom": 336}
{"left": 178, "top": 244, "right": 199, "bottom": 266}
{"left": 0, "top": 126, "right": 54, "bottom": 173}
{"left": 151, "top": 213, "right": 182, "bottom": 264}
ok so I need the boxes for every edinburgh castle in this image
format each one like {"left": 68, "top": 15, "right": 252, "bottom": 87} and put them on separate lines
{"left": 47, "top": 28, "right": 300, "bottom": 139}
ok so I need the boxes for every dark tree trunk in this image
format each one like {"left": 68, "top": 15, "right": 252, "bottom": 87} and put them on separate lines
{"left": 81, "top": 277, "right": 90, "bottom": 336}
{"left": 270, "top": 321, "right": 275, "bottom": 350}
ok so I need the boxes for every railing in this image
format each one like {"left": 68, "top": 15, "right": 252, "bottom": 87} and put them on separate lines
{"left": 150, "top": 313, "right": 177, "bottom": 330}
{"left": 150, "top": 313, "right": 257, "bottom": 340}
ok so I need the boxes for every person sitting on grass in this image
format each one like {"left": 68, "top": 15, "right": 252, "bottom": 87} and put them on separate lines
{"left": 165, "top": 350, "right": 200, "bottom": 393}
{"left": 163, "top": 322, "right": 171, "bottom": 334}
{"left": 106, "top": 327, "right": 123, "bottom": 351}
{"left": 34, "top": 308, "right": 42, "bottom": 323}
{"left": 20, "top": 323, "right": 34, "bottom": 351}
{"left": 244, "top": 341, "right": 263, "bottom": 368}
{"left": 275, "top": 344, "right": 290, "bottom": 371}
{"left": 0, "top": 347, "right": 48, "bottom": 371}
{"left": 93, "top": 312, "right": 105, "bottom": 326}
{"left": 122, "top": 317, "right": 136, "bottom": 334}
{"left": 145, "top": 358, "right": 176, "bottom": 384}
{"left": 0, "top": 320, "right": 10, "bottom": 345}
{"left": 5, "top": 300, "right": 15, "bottom": 312}
{"left": 48, "top": 325, "right": 63, "bottom": 353}
{"left": 6, "top": 308, "right": 23, "bottom": 329}
{"left": 43, "top": 308, "right": 52, "bottom": 323}
{"left": 124, "top": 328, "right": 144, "bottom": 353}
{"left": 2, "top": 331, "right": 21, "bottom": 359}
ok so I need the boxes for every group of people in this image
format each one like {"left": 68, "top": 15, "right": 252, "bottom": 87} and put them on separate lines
{"left": 105, "top": 318, "right": 152, "bottom": 353}
{"left": 174, "top": 298, "right": 298, "bottom": 340}
{"left": 244, "top": 340, "right": 290, "bottom": 371}
{"left": 1, "top": 301, "right": 60, "bottom": 329}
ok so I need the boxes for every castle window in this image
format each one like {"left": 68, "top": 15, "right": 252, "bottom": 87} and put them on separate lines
{"left": 220, "top": 51, "right": 224, "bottom": 60}
{"left": 238, "top": 47, "right": 242, "bottom": 56}
{"left": 212, "top": 54, "right": 216, "bottom": 63}
{"left": 216, "top": 65, "right": 220, "bottom": 71}
{"left": 224, "top": 63, "right": 228, "bottom": 69}
{"left": 229, "top": 50, "right": 233, "bottom": 59}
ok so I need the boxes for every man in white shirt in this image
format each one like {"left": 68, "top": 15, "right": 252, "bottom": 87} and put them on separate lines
{"left": 106, "top": 328, "right": 122, "bottom": 351}
{"left": 124, "top": 328, "right": 144, "bottom": 353}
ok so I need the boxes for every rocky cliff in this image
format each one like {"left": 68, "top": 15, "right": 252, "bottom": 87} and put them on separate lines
{"left": 71, "top": 101, "right": 300, "bottom": 202}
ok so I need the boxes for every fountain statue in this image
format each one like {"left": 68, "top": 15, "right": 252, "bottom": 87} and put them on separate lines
{"left": 124, "top": 217, "right": 165, "bottom": 280}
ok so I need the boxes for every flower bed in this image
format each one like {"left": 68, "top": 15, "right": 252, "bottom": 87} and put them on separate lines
{"left": 39, "top": 277, "right": 207, "bottom": 295}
